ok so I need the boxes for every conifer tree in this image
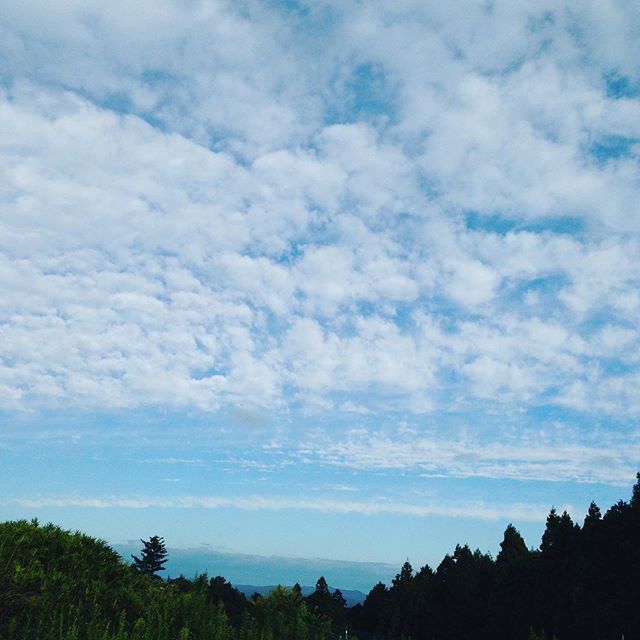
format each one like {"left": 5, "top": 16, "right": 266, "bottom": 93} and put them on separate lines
{"left": 131, "top": 535, "right": 168, "bottom": 577}
{"left": 497, "top": 524, "right": 529, "bottom": 565}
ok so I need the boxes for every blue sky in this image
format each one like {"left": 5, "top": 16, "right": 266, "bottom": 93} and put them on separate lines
{"left": 1, "top": 0, "right": 640, "bottom": 590}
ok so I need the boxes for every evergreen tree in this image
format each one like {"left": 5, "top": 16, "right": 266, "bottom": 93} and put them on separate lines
{"left": 331, "top": 588, "right": 347, "bottom": 634}
{"left": 574, "top": 501, "right": 605, "bottom": 640}
{"left": 131, "top": 535, "right": 168, "bottom": 577}
{"left": 406, "top": 564, "right": 435, "bottom": 640}
{"left": 208, "top": 575, "right": 247, "bottom": 627}
{"left": 538, "top": 509, "right": 580, "bottom": 639}
{"left": 583, "top": 501, "right": 602, "bottom": 529}
{"left": 392, "top": 560, "right": 413, "bottom": 586}
{"left": 314, "top": 576, "right": 330, "bottom": 596}
{"left": 632, "top": 471, "right": 640, "bottom": 507}
{"left": 496, "top": 524, "right": 529, "bottom": 566}
{"left": 354, "top": 581, "right": 388, "bottom": 638}
{"left": 490, "top": 524, "right": 534, "bottom": 640}
{"left": 306, "top": 576, "right": 333, "bottom": 616}
{"left": 387, "top": 560, "right": 416, "bottom": 639}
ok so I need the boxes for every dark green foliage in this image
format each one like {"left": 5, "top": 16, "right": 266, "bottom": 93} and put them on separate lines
{"left": 431, "top": 545, "right": 495, "bottom": 640}
{"left": 0, "top": 518, "right": 149, "bottom": 639}
{"left": 207, "top": 575, "right": 249, "bottom": 627}
{"left": 306, "top": 576, "right": 331, "bottom": 614}
{"left": 305, "top": 576, "right": 348, "bottom": 637}
{"left": 252, "top": 585, "right": 333, "bottom": 640}
{"left": 632, "top": 471, "right": 640, "bottom": 507}
{"left": 130, "top": 536, "right": 168, "bottom": 577}
{"left": 387, "top": 560, "right": 417, "bottom": 639}
{"left": 496, "top": 524, "right": 529, "bottom": 565}
{"left": 488, "top": 524, "right": 535, "bottom": 640}
{"left": 348, "top": 474, "right": 640, "bottom": 640}
{"left": 0, "top": 521, "right": 338, "bottom": 640}
{"left": 537, "top": 509, "right": 580, "bottom": 638}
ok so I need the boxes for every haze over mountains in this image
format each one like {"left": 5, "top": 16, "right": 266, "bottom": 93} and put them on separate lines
{"left": 113, "top": 542, "right": 395, "bottom": 594}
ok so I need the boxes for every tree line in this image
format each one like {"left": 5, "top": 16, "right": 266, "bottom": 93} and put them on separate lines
{"left": 1, "top": 474, "right": 639, "bottom": 640}
{"left": 349, "top": 474, "right": 640, "bottom": 640}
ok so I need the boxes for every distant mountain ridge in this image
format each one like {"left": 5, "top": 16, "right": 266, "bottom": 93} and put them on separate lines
{"left": 233, "top": 584, "right": 366, "bottom": 607}
{"left": 113, "top": 543, "right": 395, "bottom": 593}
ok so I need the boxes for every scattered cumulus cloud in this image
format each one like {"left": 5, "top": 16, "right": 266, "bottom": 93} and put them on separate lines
{"left": 1, "top": 0, "right": 640, "bottom": 492}
{"left": 295, "top": 427, "right": 640, "bottom": 487}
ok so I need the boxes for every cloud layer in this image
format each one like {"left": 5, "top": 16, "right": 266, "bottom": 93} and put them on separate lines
{"left": 15, "top": 493, "right": 560, "bottom": 523}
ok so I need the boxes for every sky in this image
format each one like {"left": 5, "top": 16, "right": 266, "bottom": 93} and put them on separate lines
{"left": 1, "top": 0, "right": 640, "bottom": 591}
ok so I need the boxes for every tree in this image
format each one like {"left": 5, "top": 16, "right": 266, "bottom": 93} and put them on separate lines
{"left": 131, "top": 535, "right": 168, "bottom": 577}
{"left": 491, "top": 525, "right": 534, "bottom": 640}
{"left": 314, "top": 576, "right": 329, "bottom": 595}
{"left": 539, "top": 510, "right": 579, "bottom": 639}
{"left": 306, "top": 576, "right": 333, "bottom": 616}
{"left": 631, "top": 471, "right": 640, "bottom": 508}
{"left": 355, "top": 581, "right": 388, "bottom": 637}
{"left": 305, "top": 576, "right": 347, "bottom": 636}
{"left": 497, "top": 524, "right": 529, "bottom": 566}
{"left": 583, "top": 501, "right": 602, "bottom": 528}
{"left": 331, "top": 588, "right": 347, "bottom": 633}
{"left": 392, "top": 560, "right": 413, "bottom": 586}
{"left": 388, "top": 560, "right": 416, "bottom": 639}
{"left": 208, "top": 575, "right": 248, "bottom": 627}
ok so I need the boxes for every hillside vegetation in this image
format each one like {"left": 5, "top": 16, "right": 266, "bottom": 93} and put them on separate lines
{"left": 1, "top": 474, "right": 639, "bottom": 640}
{"left": 0, "top": 521, "right": 334, "bottom": 640}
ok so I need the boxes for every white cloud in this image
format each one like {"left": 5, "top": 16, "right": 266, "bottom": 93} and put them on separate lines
{"left": 0, "top": 0, "right": 639, "bottom": 428}
{"left": 0, "top": 0, "right": 322, "bottom": 154}
{"left": 12, "top": 493, "right": 561, "bottom": 523}
{"left": 298, "top": 427, "right": 640, "bottom": 487}
{"left": 445, "top": 258, "right": 500, "bottom": 307}
{"left": 139, "top": 458, "right": 202, "bottom": 465}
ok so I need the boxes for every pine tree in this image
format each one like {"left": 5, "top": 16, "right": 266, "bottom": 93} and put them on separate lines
{"left": 131, "top": 536, "right": 168, "bottom": 577}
